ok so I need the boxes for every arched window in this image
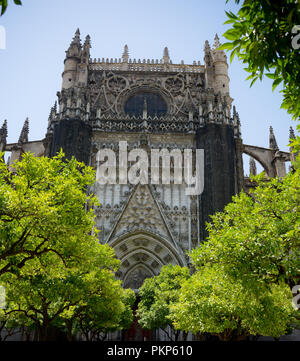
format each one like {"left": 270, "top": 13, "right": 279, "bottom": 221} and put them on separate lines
{"left": 124, "top": 91, "right": 167, "bottom": 117}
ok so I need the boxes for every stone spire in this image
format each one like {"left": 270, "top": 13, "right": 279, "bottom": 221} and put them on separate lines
{"left": 213, "top": 33, "right": 221, "bottom": 50}
{"left": 249, "top": 157, "right": 257, "bottom": 176}
{"left": 289, "top": 126, "right": 298, "bottom": 162}
{"left": 66, "top": 28, "right": 82, "bottom": 58}
{"left": 0, "top": 119, "right": 7, "bottom": 150}
{"left": 48, "top": 102, "right": 57, "bottom": 126}
{"left": 82, "top": 34, "right": 91, "bottom": 63}
{"left": 163, "top": 47, "right": 170, "bottom": 64}
{"left": 122, "top": 44, "right": 129, "bottom": 63}
{"left": 204, "top": 40, "right": 212, "bottom": 66}
{"left": 18, "top": 117, "right": 29, "bottom": 145}
{"left": 233, "top": 106, "right": 241, "bottom": 138}
{"left": 71, "top": 28, "right": 81, "bottom": 46}
{"left": 269, "top": 126, "right": 278, "bottom": 150}
{"left": 0, "top": 119, "right": 7, "bottom": 140}
{"left": 289, "top": 126, "right": 296, "bottom": 140}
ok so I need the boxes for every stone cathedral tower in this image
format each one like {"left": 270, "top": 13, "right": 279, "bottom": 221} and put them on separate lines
{"left": 2, "top": 30, "right": 292, "bottom": 292}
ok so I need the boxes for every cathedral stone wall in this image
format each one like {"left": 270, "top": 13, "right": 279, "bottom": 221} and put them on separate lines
{"left": 196, "top": 123, "right": 236, "bottom": 239}
{"left": 50, "top": 118, "right": 92, "bottom": 164}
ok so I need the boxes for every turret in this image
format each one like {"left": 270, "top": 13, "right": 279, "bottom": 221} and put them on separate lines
{"left": 62, "top": 29, "right": 82, "bottom": 89}
{"left": 211, "top": 34, "right": 229, "bottom": 96}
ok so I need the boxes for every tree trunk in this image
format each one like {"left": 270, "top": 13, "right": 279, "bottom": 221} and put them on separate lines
{"left": 65, "top": 319, "right": 74, "bottom": 341}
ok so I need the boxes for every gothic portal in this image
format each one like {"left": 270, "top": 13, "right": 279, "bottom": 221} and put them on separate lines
{"left": 1, "top": 30, "right": 293, "bottom": 291}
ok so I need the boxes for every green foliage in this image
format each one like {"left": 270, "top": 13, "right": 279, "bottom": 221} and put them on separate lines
{"left": 221, "top": 0, "right": 300, "bottom": 120}
{"left": 59, "top": 273, "right": 135, "bottom": 341}
{"left": 0, "top": 151, "right": 98, "bottom": 276}
{"left": 118, "top": 288, "right": 136, "bottom": 331}
{"left": 0, "top": 152, "right": 134, "bottom": 340}
{"left": 170, "top": 265, "right": 294, "bottom": 340}
{"left": 1, "top": 244, "right": 123, "bottom": 340}
{"left": 0, "top": 0, "right": 22, "bottom": 16}
{"left": 137, "top": 264, "right": 189, "bottom": 340}
{"left": 190, "top": 167, "right": 300, "bottom": 287}
{"left": 172, "top": 160, "right": 300, "bottom": 339}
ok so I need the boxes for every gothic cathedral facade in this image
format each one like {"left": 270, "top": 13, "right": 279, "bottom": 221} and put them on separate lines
{"left": 1, "top": 30, "right": 293, "bottom": 292}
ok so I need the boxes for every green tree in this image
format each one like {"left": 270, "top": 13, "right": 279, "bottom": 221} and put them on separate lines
{"left": 68, "top": 287, "right": 135, "bottom": 341}
{"left": 0, "top": 0, "right": 21, "bottom": 16}
{"left": 1, "top": 241, "right": 122, "bottom": 341}
{"left": 0, "top": 151, "right": 97, "bottom": 276}
{"left": 170, "top": 265, "right": 294, "bottom": 341}
{"left": 0, "top": 151, "right": 135, "bottom": 341}
{"left": 137, "top": 264, "right": 190, "bottom": 341}
{"left": 190, "top": 166, "right": 300, "bottom": 288}
{"left": 221, "top": 0, "right": 300, "bottom": 120}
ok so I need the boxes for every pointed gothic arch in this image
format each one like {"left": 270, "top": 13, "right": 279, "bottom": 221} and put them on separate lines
{"left": 111, "top": 230, "right": 186, "bottom": 290}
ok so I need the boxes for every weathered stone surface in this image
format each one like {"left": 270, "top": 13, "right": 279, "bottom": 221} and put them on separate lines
{"left": 50, "top": 118, "right": 92, "bottom": 164}
{"left": 196, "top": 123, "right": 236, "bottom": 239}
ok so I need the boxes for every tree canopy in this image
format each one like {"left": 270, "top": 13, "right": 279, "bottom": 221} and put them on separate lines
{"left": 137, "top": 264, "right": 190, "bottom": 341}
{"left": 0, "top": 151, "right": 98, "bottom": 276}
{"left": 169, "top": 155, "right": 299, "bottom": 340}
{"left": 170, "top": 265, "right": 294, "bottom": 341}
{"left": 221, "top": 0, "right": 300, "bottom": 120}
{"left": 190, "top": 167, "right": 300, "bottom": 289}
{"left": 0, "top": 152, "right": 135, "bottom": 340}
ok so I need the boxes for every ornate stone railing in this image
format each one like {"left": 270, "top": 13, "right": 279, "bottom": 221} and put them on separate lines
{"left": 89, "top": 60, "right": 205, "bottom": 74}
{"left": 91, "top": 114, "right": 237, "bottom": 134}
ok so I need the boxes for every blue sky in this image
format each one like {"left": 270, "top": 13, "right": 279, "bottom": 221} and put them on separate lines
{"left": 0, "top": 0, "right": 296, "bottom": 173}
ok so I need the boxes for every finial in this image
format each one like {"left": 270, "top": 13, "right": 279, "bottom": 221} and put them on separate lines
{"left": 81, "top": 34, "right": 91, "bottom": 62}
{"left": 204, "top": 40, "right": 213, "bottom": 66}
{"left": 289, "top": 126, "right": 296, "bottom": 140}
{"left": 0, "top": 119, "right": 8, "bottom": 145}
{"left": 204, "top": 40, "right": 211, "bottom": 53}
{"left": 249, "top": 157, "right": 257, "bottom": 176}
{"left": 71, "top": 28, "right": 81, "bottom": 46}
{"left": 269, "top": 126, "right": 279, "bottom": 150}
{"left": 18, "top": 117, "right": 29, "bottom": 145}
{"left": 1, "top": 119, "right": 7, "bottom": 137}
{"left": 233, "top": 105, "right": 237, "bottom": 120}
{"left": 66, "top": 28, "right": 82, "bottom": 58}
{"left": 48, "top": 101, "right": 57, "bottom": 121}
{"left": 163, "top": 47, "right": 170, "bottom": 64}
{"left": 122, "top": 44, "right": 129, "bottom": 62}
{"left": 213, "top": 33, "right": 221, "bottom": 49}
{"left": 84, "top": 34, "right": 91, "bottom": 48}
